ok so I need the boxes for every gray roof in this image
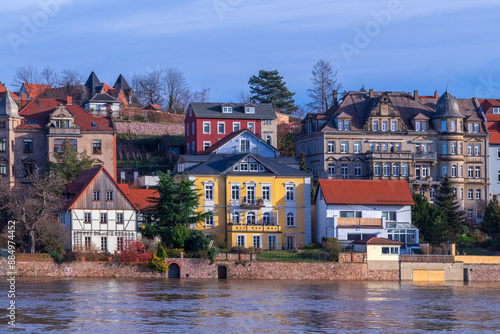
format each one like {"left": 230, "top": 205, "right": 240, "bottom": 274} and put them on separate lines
{"left": 190, "top": 102, "right": 277, "bottom": 119}
{"left": 0, "top": 91, "right": 20, "bottom": 117}
{"left": 113, "top": 74, "right": 131, "bottom": 91}
{"left": 88, "top": 93, "right": 119, "bottom": 103}
{"left": 432, "top": 91, "right": 465, "bottom": 118}
{"left": 186, "top": 153, "right": 310, "bottom": 177}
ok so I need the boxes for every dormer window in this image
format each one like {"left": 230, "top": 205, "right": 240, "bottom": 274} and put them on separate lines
{"left": 468, "top": 122, "right": 480, "bottom": 133}
{"left": 91, "top": 122, "right": 97, "bottom": 128}
{"left": 245, "top": 107, "right": 255, "bottom": 113}
{"left": 223, "top": 106, "right": 232, "bottom": 113}
{"left": 494, "top": 108, "right": 500, "bottom": 114}
{"left": 25, "top": 120, "right": 39, "bottom": 125}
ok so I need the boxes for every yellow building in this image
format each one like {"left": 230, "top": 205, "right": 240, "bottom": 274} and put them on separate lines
{"left": 182, "top": 153, "right": 312, "bottom": 249}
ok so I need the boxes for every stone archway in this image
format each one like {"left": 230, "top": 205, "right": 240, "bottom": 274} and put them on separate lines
{"left": 168, "top": 262, "right": 181, "bottom": 278}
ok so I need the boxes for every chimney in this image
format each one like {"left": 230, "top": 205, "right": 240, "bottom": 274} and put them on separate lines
{"left": 333, "top": 89, "right": 338, "bottom": 107}
{"left": 434, "top": 91, "right": 439, "bottom": 98}
{"left": 414, "top": 90, "right": 419, "bottom": 102}
{"left": 369, "top": 88, "right": 374, "bottom": 99}
{"left": 21, "top": 94, "right": 28, "bottom": 107}
{"left": 67, "top": 96, "right": 73, "bottom": 105}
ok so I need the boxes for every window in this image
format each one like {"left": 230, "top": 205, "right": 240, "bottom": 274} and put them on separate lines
{"left": 248, "top": 122, "right": 255, "bottom": 133}
{"left": 268, "top": 235, "right": 277, "bottom": 250}
{"left": 84, "top": 212, "right": 91, "bottom": 223}
{"left": 475, "top": 166, "right": 481, "bottom": 178}
{"left": 205, "top": 184, "right": 214, "bottom": 200}
{"left": 240, "top": 163, "right": 248, "bottom": 171}
{"left": 223, "top": 106, "right": 232, "bottom": 113}
{"left": 101, "top": 237, "right": 107, "bottom": 252}
{"left": 442, "top": 142, "right": 448, "bottom": 154}
{"left": 345, "top": 120, "right": 351, "bottom": 130}
{"left": 264, "top": 119, "right": 272, "bottom": 125}
{"left": 391, "top": 120, "right": 397, "bottom": 131}
{"left": 498, "top": 170, "right": 500, "bottom": 182}
{"left": 441, "top": 120, "right": 447, "bottom": 132}
{"left": 374, "top": 163, "right": 382, "bottom": 176}
{"left": 92, "top": 140, "right": 101, "bottom": 153}
{"left": 24, "top": 139, "right": 33, "bottom": 153}
{"left": 328, "top": 163, "right": 335, "bottom": 176}
{"left": 106, "top": 191, "right": 113, "bottom": 201}
{"left": 286, "top": 212, "right": 295, "bottom": 226}
{"left": 354, "top": 141, "right": 361, "bottom": 154}
{"left": 354, "top": 164, "right": 361, "bottom": 176}
{"left": 468, "top": 123, "right": 473, "bottom": 133}
{"left": 205, "top": 215, "right": 214, "bottom": 226}
{"left": 262, "top": 185, "right": 270, "bottom": 201}
{"left": 203, "top": 122, "right": 210, "bottom": 134}
{"left": 0, "top": 138, "right": 5, "bottom": 152}
{"left": 468, "top": 189, "right": 473, "bottom": 199}
{"left": 450, "top": 120, "right": 456, "bottom": 132}
{"left": 246, "top": 184, "right": 255, "bottom": 202}
{"left": 422, "top": 166, "right": 429, "bottom": 177}
{"left": 468, "top": 166, "right": 474, "bottom": 178}
{"left": 237, "top": 235, "right": 245, "bottom": 247}
{"left": 382, "top": 247, "right": 399, "bottom": 255}
{"left": 373, "top": 120, "right": 379, "bottom": 131}
{"left": 420, "top": 188, "right": 425, "bottom": 195}
{"left": 84, "top": 236, "right": 91, "bottom": 250}
{"left": 382, "top": 121, "right": 388, "bottom": 131}
{"left": 338, "top": 120, "right": 344, "bottom": 130}
{"left": 231, "top": 184, "right": 240, "bottom": 200}
{"left": 93, "top": 191, "right": 100, "bottom": 201}
{"left": 341, "top": 164, "right": 348, "bottom": 178}
{"left": 494, "top": 108, "right": 500, "bottom": 114}
{"left": 240, "top": 139, "right": 250, "bottom": 153}
{"left": 392, "top": 163, "right": 399, "bottom": 176}
{"left": 476, "top": 189, "right": 481, "bottom": 199}
{"left": 245, "top": 107, "right": 255, "bottom": 114}
{"left": 252, "top": 235, "right": 262, "bottom": 248}
{"left": 497, "top": 148, "right": 500, "bottom": 159}
{"left": 477, "top": 210, "right": 483, "bottom": 219}
{"left": 286, "top": 185, "right": 294, "bottom": 201}
{"left": 402, "top": 163, "right": 408, "bottom": 176}
{"left": 233, "top": 122, "right": 240, "bottom": 132}
{"left": 341, "top": 141, "right": 348, "bottom": 153}
{"left": 117, "top": 237, "right": 124, "bottom": 252}
{"left": 249, "top": 163, "right": 258, "bottom": 171}
{"left": 383, "top": 163, "right": 390, "bottom": 176}
{"left": 327, "top": 141, "right": 335, "bottom": 153}
{"left": 415, "top": 121, "right": 421, "bottom": 131}
{"left": 475, "top": 144, "right": 480, "bottom": 156}
{"left": 467, "top": 210, "right": 473, "bottom": 219}
{"left": 266, "top": 136, "right": 272, "bottom": 145}
{"left": 232, "top": 212, "right": 240, "bottom": 224}
{"left": 186, "top": 123, "right": 189, "bottom": 136}
{"left": 452, "top": 165, "right": 457, "bottom": 177}
{"left": 217, "top": 122, "right": 225, "bottom": 134}
{"left": 246, "top": 212, "right": 256, "bottom": 225}
{"left": 468, "top": 144, "right": 473, "bottom": 156}
{"left": 116, "top": 213, "right": 123, "bottom": 224}
{"left": 203, "top": 141, "right": 210, "bottom": 151}
{"left": 460, "top": 188, "right": 463, "bottom": 199}
{"left": 0, "top": 161, "right": 6, "bottom": 176}
{"left": 451, "top": 142, "right": 457, "bottom": 155}
{"left": 383, "top": 143, "right": 388, "bottom": 152}
{"left": 442, "top": 165, "right": 448, "bottom": 177}
{"left": 389, "top": 212, "right": 397, "bottom": 221}
{"left": 474, "top": 123, "right": 480, "bottom": 133}
{"left": 430, "top": 188, "right": 435, "bottom": 198}
{"left": 192, "top": 122, "right": 195, "bottom": 135}
{"left": 100, "top": 213, "right": 107, "bottom": 224}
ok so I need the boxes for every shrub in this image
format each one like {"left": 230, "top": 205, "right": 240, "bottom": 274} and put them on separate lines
{"left": 420, "top": 244, "right": 432, "bottom": 255}
{"left": 157, "top": 243, "right": 167, "bottom": 258}
{"left": 149, "top": 254, "right": 168, "bottom": 272}
{"left": 166, "top": 248, "right": 184, "bottom": 258}
{"left": 49, "top": 250, "right": 63, "bottom": 265}
{"left": 184, "top": 230, "right": 210, "bottom": 253}
{"left": 322, "top": 237, "right": 341, "bottom": 262}
{"left": 208, "top": 247, "right": 217, "bottom": 262}
{"left": 117, "top": 240, "right": 152, "bottom": 263}
{"left": 303, "top": 242, "right": 322, "bottom": 250}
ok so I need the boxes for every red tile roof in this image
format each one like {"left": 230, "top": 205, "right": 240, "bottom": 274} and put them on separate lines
{"left": 487, "top": 115, "right": 500, "bottom": 145}
{"left": 117, "top": 184, "right": 158, "bottom": 211}
{"left": 16, "top": 98, "right": 114, "bottom": 131}
{"left": 319, "top": 180, "right": 414, "bottom": 206}
{"left": 23, "top": 83, "right": 51, "bottom": 99}
{"left": 0, "top": 84, "right": 5, "bottom": 93}
{"left": 353, "top": 237, "right": 403, "bottom": 245}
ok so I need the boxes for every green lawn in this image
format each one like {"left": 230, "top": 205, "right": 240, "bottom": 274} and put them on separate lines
{"left": 256, "top": 250, "right": 330, "bottom": 262}
{"left": 456, "top": 247, "right": 492, "bottom": 256}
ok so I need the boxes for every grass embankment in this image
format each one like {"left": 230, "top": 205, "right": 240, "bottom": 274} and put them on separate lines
{"left": 456, "top": 247, "right": 492, "bottom": 256}
{"left": 256, "top": 250, "right": 329, "bottom": 262}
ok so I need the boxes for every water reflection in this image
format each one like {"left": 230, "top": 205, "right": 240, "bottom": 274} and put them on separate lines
{"left": 1, "top": 278, "right": 500, "bottom": 333}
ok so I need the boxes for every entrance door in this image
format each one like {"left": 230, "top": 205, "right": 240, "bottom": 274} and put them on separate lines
{"left": 168, "top": 263, "right": 180, "bottom": 278}
{"left": 218, "top": 266, "right": 227, "bottom": 279}
{"left": 286, "top": 235, "right": 295, "bottom": 250}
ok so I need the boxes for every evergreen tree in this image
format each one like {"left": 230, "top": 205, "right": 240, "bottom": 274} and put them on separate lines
{"left": 435, "top": 176, "right": 466, "bottom": 243}
{"left": 157, "top": 243, "right": 167, "bottom": 258}
{"left": 248, "top": 70, "right": 297, "bottom": 114}
{"left": 299, "top": 151, "right": 309, "bottom": 172}
{"left": 142, "top": 171, "right": 211, "bottom": 248}
{"left": 480, "top": 198, "right": 500, "bottom": 240}
{"left": 47, "top": 140, "right": 93, "bottom": 183}
{"left": 412, "top": 194, "right": 447, "bottom": 244}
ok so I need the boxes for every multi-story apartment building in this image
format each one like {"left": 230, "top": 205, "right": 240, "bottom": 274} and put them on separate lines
{"left": 0, "top": 92, "right": 116, "bottom": 185}
{"left": 297, "top": 89, "right": 488, "bottom": 224}
{"left": 178, "top": 153, "right": 311, "bottom": 249}
{"left": 184, "top": 102, "right": 277, "bottom": 154}
{"left": 479, "top": 98, "right": 500, "bottom": 200}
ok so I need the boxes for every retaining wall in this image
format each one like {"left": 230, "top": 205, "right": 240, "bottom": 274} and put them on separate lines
{"left": 466, "top": 264, "right": 500, "bottom": 282}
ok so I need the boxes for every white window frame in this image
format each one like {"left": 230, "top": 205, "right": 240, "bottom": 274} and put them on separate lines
{"left": 223, "top": 106, "right": 233, "bottom": 113}
{"left": 328, "top": 163, "right": 335, "bottom": 176}
{"left": 203, "top": 141, "right": 211, "bottom": 151}
{"left": 84, "top": 212, "right": 91, "bottom": 223}
{"left": 374, "top": 163, "right": 382, "bottom": 177}
{"left": 476, "top": 189, "right": 481, "bottom": 199}
{"left": 203, "top": 121, "right": 210, "bottom": 134}
{"left": 237, "top": 235, "right": 246, "bottom": 247}
{"left": 354, "top": 141, "right": 361, "bottom": 154}
{"left": 285, "top": 183, "right": 295, "bottom": 202}
{"left": 205, "top": 182, "right": 214, "bottom": 200}
{"left": 391, "top": 120, "right": 397, "bottom": 131}
{"left": 468, "top": 189, "right": 473, "bottom": 200}
{"left": 262, "top": 185, "right": 271, "bottom": 201}
{"left": 340, "top": 141, "right": 348, "bottom": 154}
{"left": 116, "top": 212, "right": 124, "bottom": 224}
{"left": 233, "top": 122, "right": 240, "bottom": 132}
{"left": 231, "top": 184, "right": 240, "bottom": 201}
{"left": 217, "top": 122, "right": 225, "bottom": 134}
{"left": 327, "top": 141, "right": 335, "bottom": 153}
{"left": 286, "top": 212, "right": 295, "bottom": 227}
{"left": 245, "top": 107, "right": 255, "bottom": 114}
{"left": 106, "top": 191, "right": 113, "bottom": 201}
{"left": 248, "top": 122, "right": 255, "bottom": 133}
{"left": 252, "top": 235, "right": 262, "bottom": 248}
{"left": 354, "top": 164, "right": 361, "bottom": 176}
{"left": 383, "top": 163, "right": 390, "bottom": 176}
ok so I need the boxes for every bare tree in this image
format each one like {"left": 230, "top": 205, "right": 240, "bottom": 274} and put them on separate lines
{"left": 39, "top": 66, "right": 59, "bottom": 87}
{"left": 191, "top": 87, "right": 210, "bottom": 103}
{"left": 11, "top": 65, "right": 40, "bottom": 89}
{"left": 235, "top": 90, "right": 252, "bottom": 104}
{"left": 164, "top": 67, "right": 190, "bottom": 114}
{"left": 58, "top": 69, "right": 84, "bottom": 97}
{"left": 131, "top": 70, "right": 165, "bottom": 107}
{"left": 307, "top": 60, "right": 343, "bottom": 113}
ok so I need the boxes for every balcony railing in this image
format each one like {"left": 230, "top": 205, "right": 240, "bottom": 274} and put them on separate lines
{"left": 366, "top": 151, "right": 413, "bottom": 160}
{"left": 227, "top": 224, "right": 281, "bottom": 233}
{"left": 337, "top": 217, "right": 383, "bottom": 227}
{"left": 242, "top": 197, "right": 264, "bottom": 207}
{"left": 48, "top": 127, "right": 81, "bottom": 135}
{"left": 413, "top": 152, "right": 437, "bottom": 160}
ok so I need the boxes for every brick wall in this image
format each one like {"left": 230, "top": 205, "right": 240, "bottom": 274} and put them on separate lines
{"left": 115, "top": 122, "right": 184, "bottom": 136}
{"left": 468, "top": 264, "right": 500, "bottom": 281}
{"left": 339, "top": 252, "right": 367, "bottom": 263}
{"left": 121, "top": 108, "right": 185, "bottom": 124}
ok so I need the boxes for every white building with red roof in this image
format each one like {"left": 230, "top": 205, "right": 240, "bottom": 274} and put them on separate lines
{"left": 315, "top": 179, "right": 418, "bottom": 249}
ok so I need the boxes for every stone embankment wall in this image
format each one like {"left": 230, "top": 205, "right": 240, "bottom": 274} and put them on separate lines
{"left": 467, "top": 264, "right": 500, "bottom": 282}
{"left": 115, "top": 122, "right": 184, "bottom": 136}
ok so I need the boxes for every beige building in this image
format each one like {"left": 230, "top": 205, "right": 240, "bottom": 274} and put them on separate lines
{"left": 0, "top": 93, "right": 116, "bottom": 185}
{"left": 297, "top": 89, "right": 488, "bottom": 224}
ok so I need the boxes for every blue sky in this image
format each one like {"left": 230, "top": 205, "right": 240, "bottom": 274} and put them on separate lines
{"left": 2, "top": 0, "right": 500, "bottom": 108}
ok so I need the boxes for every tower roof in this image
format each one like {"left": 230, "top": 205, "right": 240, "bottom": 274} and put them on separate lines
{"left": 432, "top": 91, "right": 464, "bottom": 118}
{"left": 0, "top": 90, "right": 20, "bottom": 117}
{"left": 113, "top": 74, "right": 130, "bottom": 91}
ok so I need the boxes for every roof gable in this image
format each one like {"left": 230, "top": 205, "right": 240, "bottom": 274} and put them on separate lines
{"left": 201, "top": 129, "right": 277, "bottom": 156}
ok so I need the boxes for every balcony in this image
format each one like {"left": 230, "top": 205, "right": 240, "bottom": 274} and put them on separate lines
{"left": 242, "top": 197, "right": 264, "bottom": 208}
{"left": 48, "top": 127, "right": 81, "bottom": 136}
{"left": 439, "top": 153, "right": 463, "bottom": 161}
{"left": 413, "top": 152, "right": 437, "bottom": 161}
{"left": 366, "top": 151, "right": 413, "bottom": 161}
{"left": 337, "top": 217, "right": 383, "bottom": 227}
{"left": 227, "top": 224, "right": 281, "bottom": 233}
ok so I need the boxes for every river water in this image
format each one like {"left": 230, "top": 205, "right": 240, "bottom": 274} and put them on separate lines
{"left": 2, "top": 278, "right": 500, "bottom": 333}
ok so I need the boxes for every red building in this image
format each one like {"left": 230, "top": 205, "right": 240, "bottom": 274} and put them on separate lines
{"left": 184, "top": 102, "right": 277, "bottom": 154}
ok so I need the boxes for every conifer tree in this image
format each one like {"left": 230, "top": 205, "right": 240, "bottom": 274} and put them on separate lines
{"left": 412, "top": 194, "right": 447, "bottom": 244}
{"left": 480, "top": 198, "right": 500, "bottom": 240}
{"left": 248, "top": 70, "right": 297, "bottom": 114}
{"left": 299, "top": 151, "right": 309, "bottom": 172}
{"left": 435, "top": 176, "right": 466, "bottom": 243}
{"left": 47, "top": 140, "right": 93, "bottom": 183}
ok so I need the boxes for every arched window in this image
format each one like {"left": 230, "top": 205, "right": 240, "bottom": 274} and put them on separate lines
{"left": 246, "top": 212, "right": 256, "bottom": 225}
{"left": 262, "top": 212, "right": 271, "bottom": 225}
{"left": 402, "top": 163, "right": 409, "bottom": 176}
{"left": 392, "top": 163, "right": 399, "bottom": 176}
{"left": 232, "top": 212, "right": 240, "bottom": 225}
{"left": 383, "top": 163, "right": 391, "bottom": 176}
{"left": 286, "top": 212, "right": 295, "bottom": 227}
{"left": 374, "top": 163, "right": 382, "bottom": 176}
{"left": 452, "top": 165, "right": 457, "bottom": 177}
